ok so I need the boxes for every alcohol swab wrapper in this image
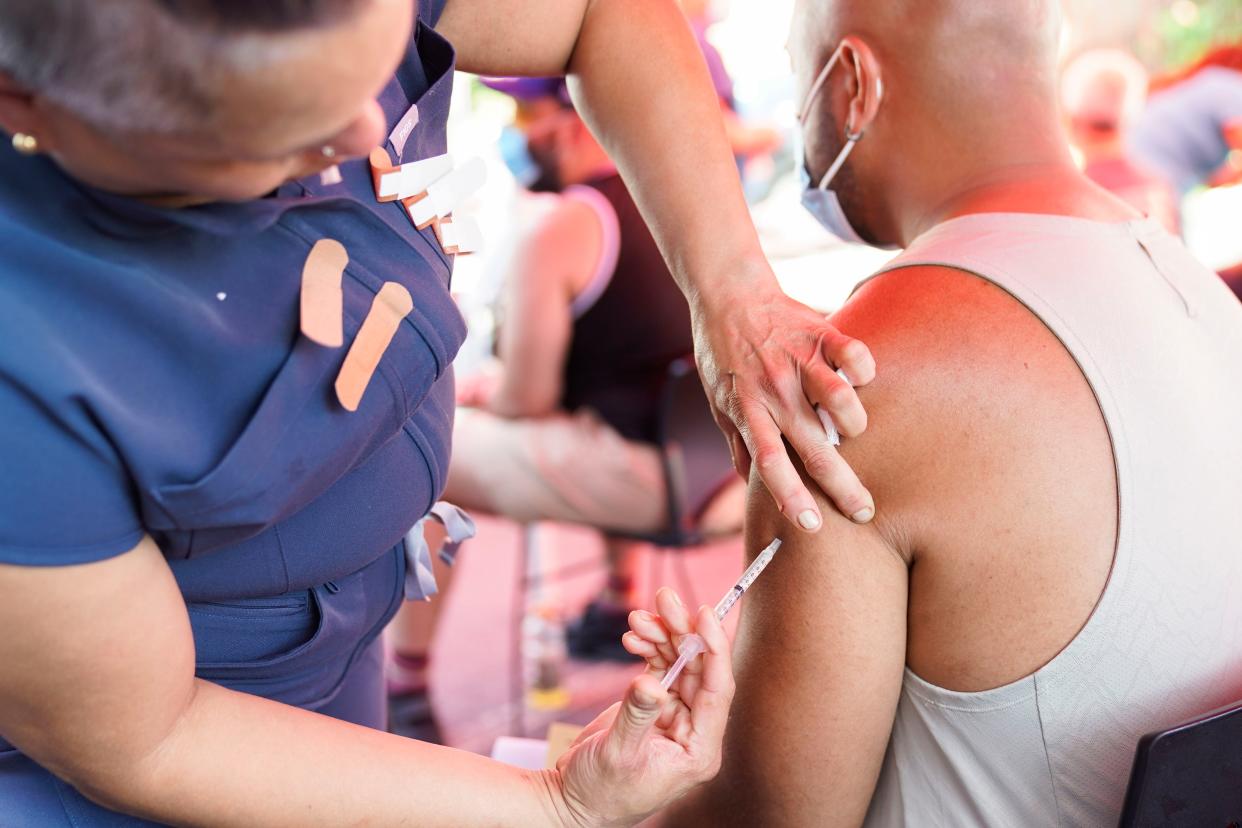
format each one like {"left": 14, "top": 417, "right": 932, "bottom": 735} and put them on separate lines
{"left": 659, "top": 538, "right": 783, "bottom": 690}
{"left": 814, "top": 367, "right": 854, "bottom": 447}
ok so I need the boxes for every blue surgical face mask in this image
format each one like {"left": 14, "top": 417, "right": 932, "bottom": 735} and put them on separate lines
{"left": 797, "top": 43, "right": 892, "bottom": 248}
{"left": 499, "top": 123, "right": 564, "bottom": 193}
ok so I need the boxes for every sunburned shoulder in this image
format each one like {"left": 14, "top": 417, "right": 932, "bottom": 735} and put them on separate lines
{"left": 825, "top": 263, "right": 1111, "bottom": 557}
{"left": 826, "top": 263, "right": 1117, "bottom": 689}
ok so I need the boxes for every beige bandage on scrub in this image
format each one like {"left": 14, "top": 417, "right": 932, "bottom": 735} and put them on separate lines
{"left": 335, "top": 281, "right": 414, "bottom": 412}
{"left": 435, "top": 215, "right": 485, "bottom": 256}
{"left": 405, "top": 157, "right": 487, "bottom": 229}
{"left": 300, "top": 239, "right": 348, "bottom": 348}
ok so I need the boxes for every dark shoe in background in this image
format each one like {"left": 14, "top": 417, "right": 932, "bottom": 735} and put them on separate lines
{"left": 567, "top": 601, "right": 643, "bottom": 662}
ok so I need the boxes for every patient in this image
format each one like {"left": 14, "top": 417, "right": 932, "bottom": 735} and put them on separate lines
{"left": 642, "top": 1, "right": 1242, "bottom": 825}
{"left": 1060, "top": 49, "right": 1179, "bottom": 234}
{"left": 443, "top": 79, "right": 741, "bottom": 655}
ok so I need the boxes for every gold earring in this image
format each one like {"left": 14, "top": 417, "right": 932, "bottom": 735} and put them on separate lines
{"left": 11, "top": 133, "right": 38, "bottom": 155}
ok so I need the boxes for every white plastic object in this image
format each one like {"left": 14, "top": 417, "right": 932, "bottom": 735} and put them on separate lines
{"left": 657, "top": 538, "right": 783, "bottom": 691}
{"left": 440, "top": 215, "right": 485, "bottom": 255}
{"left": 406, "top": 157, "right": 487, "bottom": 227}
{"left": 379, "top": 153, "right": 453, "bottom": 200}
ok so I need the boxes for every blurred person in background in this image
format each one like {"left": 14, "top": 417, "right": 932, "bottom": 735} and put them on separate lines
{"left": 1061, "top": 48, "right": 1179, "bottom": 233}
{"left": 387, "top": 79, "right": 746, "bottom": 736}
{"left": 1129, "top": 44, "right": 1242, "bottom": 196}
{"left": 1131, "top": 43, "right": 1242, "bottom": 296}
{"left": 636, "top": 0, "right": 1242, "bottom": 824}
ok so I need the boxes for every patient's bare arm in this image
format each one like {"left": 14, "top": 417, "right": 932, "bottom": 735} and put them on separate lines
{"left": 663, "top": 464, "right": 910, "bottom": 827}
{"left": 662, "top": 264, "right": 1116, "bottom": 826}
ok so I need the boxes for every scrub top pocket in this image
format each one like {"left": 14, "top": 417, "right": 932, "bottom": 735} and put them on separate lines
{"left": 191, "top": 549, "right": 404, "bottom": 710}
{"left": 188, "top": 590, "right": 321, "bottom": 665}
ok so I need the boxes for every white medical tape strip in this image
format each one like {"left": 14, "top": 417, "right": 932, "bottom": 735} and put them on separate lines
{"left": 406, "top": 157, "right": 487, "bottom": 228}
{"left": 378, "top": 153, "right": 453, "bottom": 200}
{"left": 439, "top": 215, "right": 485, "bottom": 255}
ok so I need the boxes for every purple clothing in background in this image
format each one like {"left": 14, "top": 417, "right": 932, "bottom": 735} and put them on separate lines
{"left": 1128, "top": 67, "right": 1242, "bottom": 194}
{"left": 691, "top": 17, "right": 735, "bottom": 110}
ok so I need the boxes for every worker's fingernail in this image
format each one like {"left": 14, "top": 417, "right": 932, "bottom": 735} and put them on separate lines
{"left": 851, "top": 506, "right": 875, "bottom": 523}
{"left": 670, "top": 590, "right": 683, "bottom": 608}
{"left": 797, "top": 509, "right": 822, "bottom": 530}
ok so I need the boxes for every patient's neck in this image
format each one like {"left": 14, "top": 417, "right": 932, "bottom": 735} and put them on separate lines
{"left": 902, "top": 137, "right": 1136, "bottom": 242}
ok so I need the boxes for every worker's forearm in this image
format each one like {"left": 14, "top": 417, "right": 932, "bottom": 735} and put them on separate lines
{"left": 567, "top": 0, "right": 776, "bottom": 313}
{"left": 85, "top": 678, "right": 569, "bottom": 827}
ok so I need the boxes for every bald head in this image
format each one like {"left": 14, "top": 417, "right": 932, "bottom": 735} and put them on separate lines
{"left": 794, "top": 0, "right": 1062, "bottom": 121}
{"left": 1061, "top": 49, "right": 1148, "bottom": 131}
{"left": 792, "top": 0, "right": 1075, "bottom": 247}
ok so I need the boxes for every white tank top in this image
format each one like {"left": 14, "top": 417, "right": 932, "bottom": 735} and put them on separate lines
{"left": 861, "top": 213, "right": 1242, "bottom": 827}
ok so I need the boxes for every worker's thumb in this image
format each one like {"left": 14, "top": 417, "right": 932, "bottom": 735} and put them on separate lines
{"left": 606, "top": 673, "right": 667, "bottom": 756}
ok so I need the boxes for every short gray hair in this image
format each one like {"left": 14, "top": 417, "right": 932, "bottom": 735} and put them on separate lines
{"left": 0, "top": 0, "right": 371, "bottom": 133}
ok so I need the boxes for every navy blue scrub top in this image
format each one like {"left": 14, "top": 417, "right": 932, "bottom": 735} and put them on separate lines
{"left": 0, "top": 0, "right": 457, "bottom": 744}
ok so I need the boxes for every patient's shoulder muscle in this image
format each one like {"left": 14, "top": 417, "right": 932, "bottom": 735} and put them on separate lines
{"left": 831, "top": 265, "right": 1117, "bottom": 691}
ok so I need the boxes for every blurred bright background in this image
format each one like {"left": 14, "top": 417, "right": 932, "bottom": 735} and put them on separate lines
{"left": 442, "top": 0, "right": 1242, "bottom": 365}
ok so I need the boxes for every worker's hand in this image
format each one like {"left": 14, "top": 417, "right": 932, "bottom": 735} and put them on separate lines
{"left": 549, "top": 593, "right": 733, "bottom": 827}
{"left": 622, "top": 587, "right": 706, "bottom": 696}
{"left": 693, "top": 279, "right": 876, "bottom": 530}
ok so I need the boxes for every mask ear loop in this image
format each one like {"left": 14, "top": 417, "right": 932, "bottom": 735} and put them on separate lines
{"left": 799, "top": 43, "right": 847, "bottom": 124}
{"left": 816, "top": 121, "right": 864, "bottom": 190}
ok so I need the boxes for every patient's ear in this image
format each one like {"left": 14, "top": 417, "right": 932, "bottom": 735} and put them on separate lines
{"left": 839, "top": 36, "right": 884, "bottom": 136}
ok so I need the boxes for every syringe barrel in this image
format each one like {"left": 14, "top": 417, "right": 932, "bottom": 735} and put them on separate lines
{"left": 713, "top": 587, "right": 742, "bottom": 620}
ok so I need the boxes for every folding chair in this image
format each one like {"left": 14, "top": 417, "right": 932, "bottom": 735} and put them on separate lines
{"left": 1118, "top": 698, "right": 1242, "bottom": 827}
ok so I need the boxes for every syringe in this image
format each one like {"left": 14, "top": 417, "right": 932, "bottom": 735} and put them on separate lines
{"left": 659, "top": 538, "right": 783, "bottom": 690}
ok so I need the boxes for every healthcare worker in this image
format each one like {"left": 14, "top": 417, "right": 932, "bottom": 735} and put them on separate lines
{"left": 0, "top": 0, "right": 876, "bottom": 824}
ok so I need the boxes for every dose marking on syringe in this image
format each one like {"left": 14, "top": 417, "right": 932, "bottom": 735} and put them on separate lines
{"left": 659, "top": 538, "right": 783, "bottom": 690}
